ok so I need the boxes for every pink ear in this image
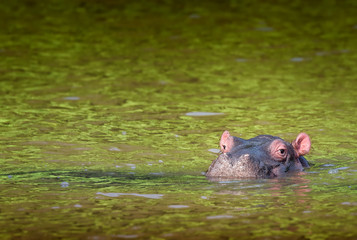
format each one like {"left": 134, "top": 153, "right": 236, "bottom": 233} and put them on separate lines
{"left": 292, "top": 133, "right": 311, "bottom": 156}
{"left": 220, "top": 130, "right": 234, "bottom": 153}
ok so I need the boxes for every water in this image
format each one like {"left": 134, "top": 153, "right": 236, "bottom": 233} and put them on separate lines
{"left": 1, "top": 0, "right": 357, "bottom": 239}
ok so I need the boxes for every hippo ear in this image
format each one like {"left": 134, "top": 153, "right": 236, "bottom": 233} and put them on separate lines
{"left": 292, "top": 133, "right": 311, "bottom": 156}
{"left": 220, "top": 130, "right": 234, "bottom": 153}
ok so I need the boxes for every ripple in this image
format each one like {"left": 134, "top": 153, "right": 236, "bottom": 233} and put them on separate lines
{"left": 328, "top": 169, "right": 338, "bottom": 174}
{"left": 97, "top": 192, "right": 164, "bottom": 199}
{"left": 206, "top": 215, "right": 234, "bottom": 220}
{"left": 63, "top": 96, "right": 80, "bottom": 100}
{"left": 109, "top": 147, "right": 121, "bottom": 151}
{"left": 290, "top": 57, "right": 304, "bottom": 62}
{"left": 328, "top": 166, "right": 349, "bottom": 174}
{"left": 168, "top": 205, "right": 189, "bottom": 209}
{"left": 61, "top": 182, "right": 69, "bottom": 187}
{"left": 321, "top": 164, "right": 335, "bottom": 167}
{"left": 208, "top": 148, "right": 220, "bottom": 153}
{"left": 185, "top": 112, "right": 224, "bottom": 116}
{"left": 149, "top": 172, "right": 164, "bottom": 176}
{"left": 126, "top": 164, "right": 136, "bottom": 169}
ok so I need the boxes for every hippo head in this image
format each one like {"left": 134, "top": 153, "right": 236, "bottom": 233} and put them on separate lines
{"left": 206, "top": 131, "right": 311, "bottom": 179}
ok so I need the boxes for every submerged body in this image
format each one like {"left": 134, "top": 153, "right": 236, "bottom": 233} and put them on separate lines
{"left": 206, "top": 131, "right": 311, "bottom": 178}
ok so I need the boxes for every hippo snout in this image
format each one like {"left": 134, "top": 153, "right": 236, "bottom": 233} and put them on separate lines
{"left": 207, "top": 152, "right": 270, "bottom": 178}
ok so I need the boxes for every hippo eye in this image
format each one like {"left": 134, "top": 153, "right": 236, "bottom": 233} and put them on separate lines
{"left": 271, "top": 140, "right": 288, "bottom": 161}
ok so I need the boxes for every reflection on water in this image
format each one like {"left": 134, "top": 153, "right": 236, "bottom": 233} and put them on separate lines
{"left": 1, "top": 0, "right": 357, "bottom": 239}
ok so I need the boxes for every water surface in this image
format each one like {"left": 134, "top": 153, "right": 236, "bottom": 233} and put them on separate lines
{"left": 1, "top": 0, "right": 357, "bottom": 239}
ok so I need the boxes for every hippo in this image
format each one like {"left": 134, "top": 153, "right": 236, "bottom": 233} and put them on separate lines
{"left": 206, "top": 131, "right": 311, "bottom": 178}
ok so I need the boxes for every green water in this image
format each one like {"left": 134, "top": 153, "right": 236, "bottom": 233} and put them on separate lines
{"left": 1, "top": 0, "right": 357, "bottom": 239}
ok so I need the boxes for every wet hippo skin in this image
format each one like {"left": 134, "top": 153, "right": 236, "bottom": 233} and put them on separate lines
{"left": 206, "top": 131, "right": 311, "bottom": 178}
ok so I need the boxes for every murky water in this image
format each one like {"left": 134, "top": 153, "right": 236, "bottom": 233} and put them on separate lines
{"left": 1, "top": 0, "right": 357, "bottom": 239}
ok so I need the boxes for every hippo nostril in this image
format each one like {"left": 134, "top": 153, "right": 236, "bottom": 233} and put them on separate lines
{"left": 259, "top": 161, "right": 265, "bottom": 168}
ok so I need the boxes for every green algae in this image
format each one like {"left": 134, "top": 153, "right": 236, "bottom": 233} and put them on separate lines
{"left": 1, "top": 0, "right": 357, "bottom": 239}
